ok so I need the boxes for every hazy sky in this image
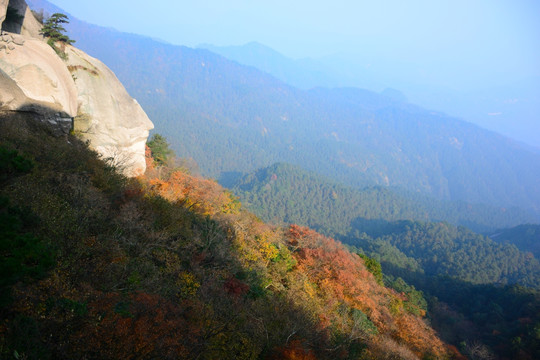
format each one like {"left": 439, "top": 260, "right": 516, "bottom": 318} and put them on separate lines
{"left": 44, "top": 0, "right": 540, "bottom": 146}
{"left": 45, "top": 0, "right": 540, "bottom": 73}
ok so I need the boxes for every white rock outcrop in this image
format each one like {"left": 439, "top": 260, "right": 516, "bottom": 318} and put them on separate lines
{"left": 0, "top": 66, "right": 27, "bottom": 108}
{"left": 0, "top": 33, "right": 78, "bottom": 116}
{"left": 0, "top": 0, "right": 154, "bottom": 176}
{"left": 66, "top": 46, "right": 153, "bottom": 177}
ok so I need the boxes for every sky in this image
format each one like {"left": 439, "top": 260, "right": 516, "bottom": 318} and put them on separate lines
{"left": 44, "top": 0, "right": 540, "bottom": 147}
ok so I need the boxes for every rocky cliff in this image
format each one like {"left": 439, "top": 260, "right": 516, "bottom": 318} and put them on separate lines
{"left": 0, "top": 0, "right": 153, "bottom": 176}
{"left": 1, "top": 0, "right": 41, "bottom": 36}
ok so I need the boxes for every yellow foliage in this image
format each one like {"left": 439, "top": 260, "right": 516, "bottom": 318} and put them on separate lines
{"left": 303, "top": 279, "right": 318, "bottom": 300}
{"left": 259, "top": 241, "right": 279, "bottom": 263}
{"left": 176, "top": 271, "right": 200, "bottom": 298}
{"left": 389, "top": 297, "right": 404, "bottom": 315}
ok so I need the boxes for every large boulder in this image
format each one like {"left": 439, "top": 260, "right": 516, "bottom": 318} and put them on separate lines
{"left": 0, "top": 34, "right": 78, "bottom": 117}
{"left": 0, "top": 0, "right": 153, "bottom": 177}
{"left": 66, "top": 46, "right": 154, "bottom": 177}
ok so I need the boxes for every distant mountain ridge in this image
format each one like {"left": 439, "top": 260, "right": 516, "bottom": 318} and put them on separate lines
{"left": 197, "top": 42, "right": 349, "bottom": 90}
{"left": 198, "top": 42, "right": 540, "bottom": 149}
{"left": 27, "top": 0, "right": 540, "bottom": 217}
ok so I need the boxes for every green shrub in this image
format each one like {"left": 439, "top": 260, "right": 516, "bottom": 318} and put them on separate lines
{"left": 147, "top": 133, "right": 174, "bottom": 166}
{"left": 0, "top": 197, "right": 55, "bottom": 307}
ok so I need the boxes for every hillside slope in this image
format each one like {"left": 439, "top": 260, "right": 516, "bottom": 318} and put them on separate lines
{"left": 0, "top": 114, "right": 451, "bottom": 359}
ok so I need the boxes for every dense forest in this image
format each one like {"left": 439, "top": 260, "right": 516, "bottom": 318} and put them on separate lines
{"left": 232, "top": 163, "right": 536, "bottom": 233}
{"left": 488, "top": 225, "right": 540, "bottom": 258}
{"left": 1, "top": 114, "right": 457, "bottom": 359}
{"left": 345, "top": 221, "right": 539, "bottom": 288}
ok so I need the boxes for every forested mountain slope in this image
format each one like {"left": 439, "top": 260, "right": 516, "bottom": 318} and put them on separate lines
{"left": 232, "top": 162, "right": 538, "bottom": 233}
{"left": 0, "top": 114, "right": 452, "bottom": 359}
{"left": 347, "top": 220, "right": 540, "bottom": 289}
{"left": 28, "top": 0, "right": 540, "bottom": 216}
{"left": 231, "top": 164, "right": 540, "bottom": 289}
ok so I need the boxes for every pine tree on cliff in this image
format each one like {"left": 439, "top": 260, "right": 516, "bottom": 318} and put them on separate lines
{"left": 41, "top": 13, "right": 75, "bottom": 45}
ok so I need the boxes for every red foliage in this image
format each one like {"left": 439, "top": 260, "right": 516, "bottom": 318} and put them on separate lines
{"left": 446, "top": 344, "right": 468, "bottom": 360}
{"left": 269, "top": 339, "right": 317, "bottom": 360}
{"left": 69, "top": 292, "right": 191, "bottom": 359}
{"left": 224, "top": 277, "right": 250, "bottom": 297}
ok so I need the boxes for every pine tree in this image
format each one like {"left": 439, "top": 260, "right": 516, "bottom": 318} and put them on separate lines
{"left": 40, "top": 13, "right": 75, "bottom": 44}
{"left": 147, "top": 134, "right": 175, "bottom": 166}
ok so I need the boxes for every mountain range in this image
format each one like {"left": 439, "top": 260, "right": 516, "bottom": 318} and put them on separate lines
{"left": 199, "top": 41, "right": 540, "bottom": 150}
{"left": 27, "top": 0, "right": 540, "bottom": 220}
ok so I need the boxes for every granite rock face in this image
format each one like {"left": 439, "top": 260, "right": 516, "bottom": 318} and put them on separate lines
{"left": 67, "top": 46, "right": 154, "bottom": 177}
{"left": 0, "top": 0, "right": 154, "bottom": 176}
{"left": 1, "top": 0, "right": 41, "bottom": 37}
{"left": 0, "top": 33, "right": 78, "bottom": 116}
{"left": 0, "top": 66, "right": 27, "bottom": 108}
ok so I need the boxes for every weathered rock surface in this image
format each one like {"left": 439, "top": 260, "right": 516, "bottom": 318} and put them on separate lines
{"left": 67, "top": 46, "right": 153, "bottom": 177}
{"left": 0, "top": 34, "right": 78, "bottom": 116}
{"left": 0, "top": 67, "right": 24, "bottom": 103}
{"left": 0, "top": 0, "right": 41, "bottom": 37}
{"left": 0, "top": 0, "right": 8, "bottom": 26}
{"left": 0, "top": 0, "right": 154, "bottom": 176}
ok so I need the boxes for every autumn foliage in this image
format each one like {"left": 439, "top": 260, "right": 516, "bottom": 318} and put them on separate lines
{"left": 287, "top": 224, "right": 448, "bottom": 358}
{"left": 0, "top": 124, "right": 454, "bottom": 359}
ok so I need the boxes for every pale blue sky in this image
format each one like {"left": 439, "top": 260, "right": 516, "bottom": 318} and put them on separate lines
{"left": 45, "top": 0, "right": 540, "bottom": 76}
{"left": 44, "top": 0, "right": 540, "bottom": 146}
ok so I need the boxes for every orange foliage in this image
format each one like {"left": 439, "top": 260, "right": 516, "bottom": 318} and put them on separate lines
{"left": 144, "top": 168, "right": 239, "bottom": 216}
{"left": 286, "top": 225, "right": 448, "bottom": 359}
{"left": 144, "top": 145, "right": 155, "bottom": 172}
{"left": 143, "top": 145, "right": 240, "bottom": 215}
